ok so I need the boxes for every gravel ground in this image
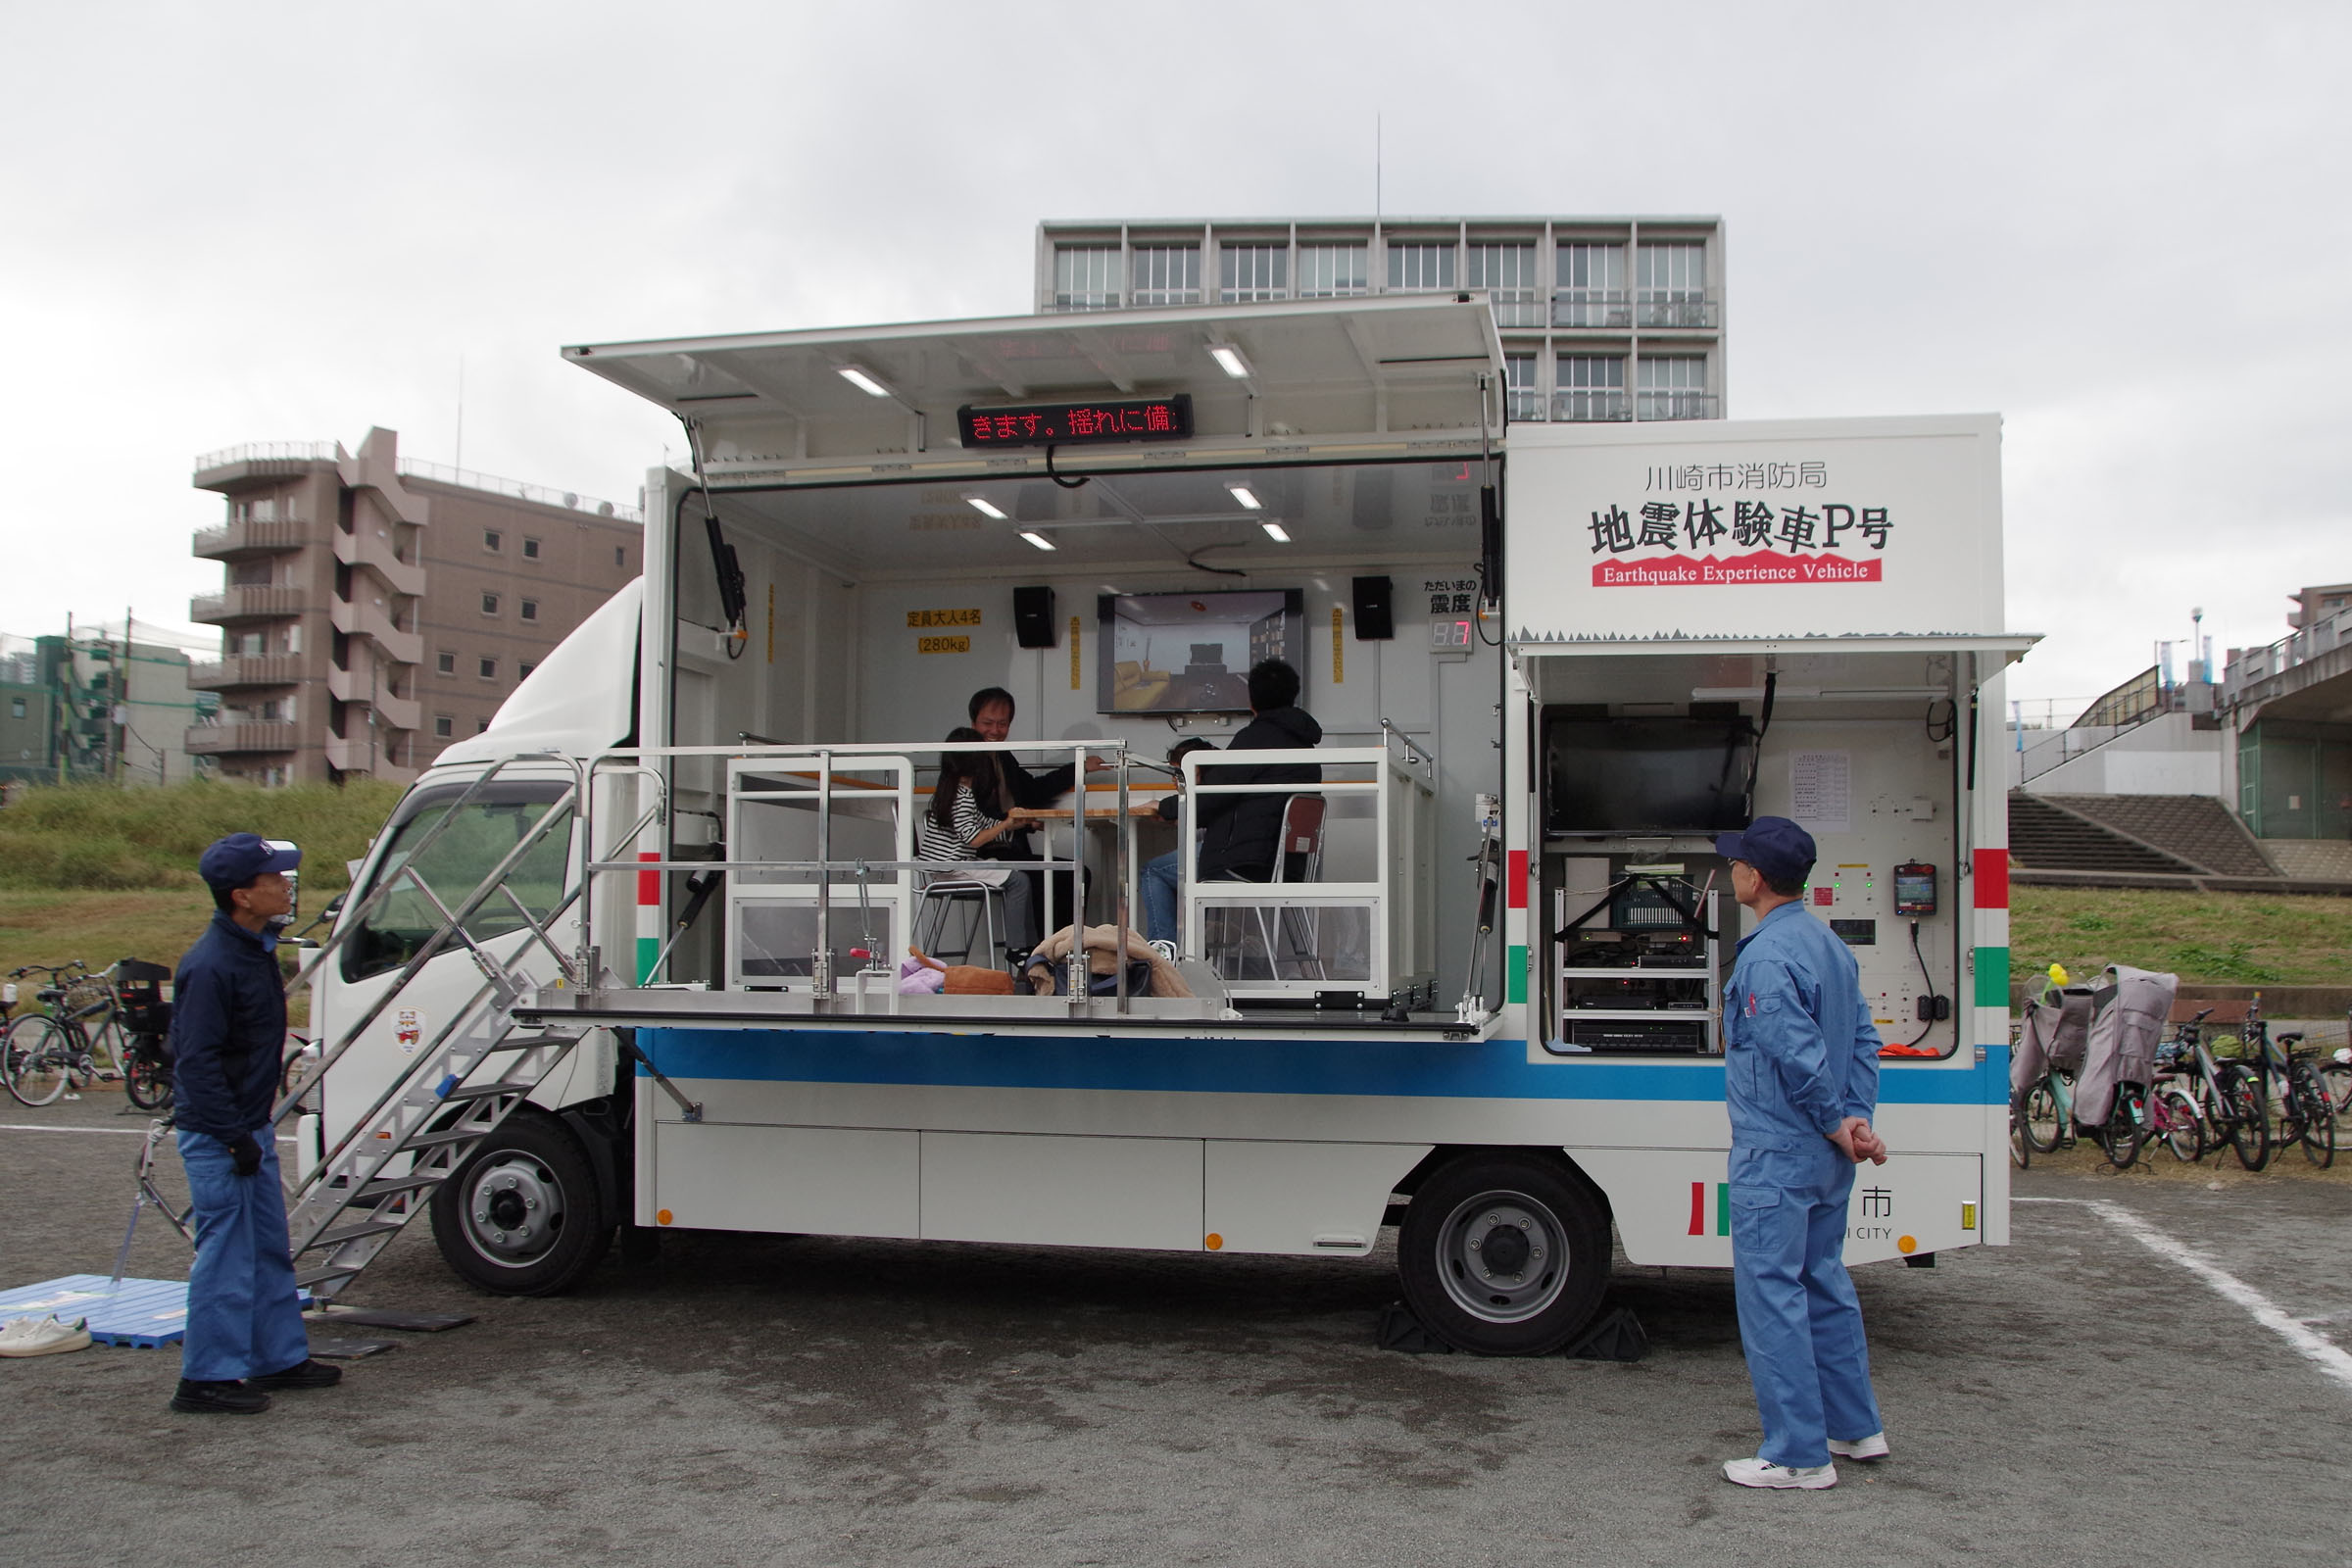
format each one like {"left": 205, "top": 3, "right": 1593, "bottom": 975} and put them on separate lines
{"left": 3, "top": 1090, "right": 2348, "bottom": 1567}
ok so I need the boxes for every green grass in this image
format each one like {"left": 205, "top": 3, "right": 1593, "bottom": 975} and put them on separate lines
{"left": 2011, "top": 885, "right": 2352, "bottom": 989}
{"left": 0, "top": 778, "right": 400, "bottom": 894}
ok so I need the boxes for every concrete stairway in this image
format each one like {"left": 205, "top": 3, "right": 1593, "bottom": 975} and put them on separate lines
{"left": 2036, "top": 794, "right": 2279, "bottom": 877}
{"left": 2007, "top": 794, "right": 2203, "bottom": 875}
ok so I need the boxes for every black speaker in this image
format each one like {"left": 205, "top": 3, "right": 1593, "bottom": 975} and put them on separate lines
{"left": 1351, "top": 575, "right": 1395, "bottom": 641}
{"left": 1012, "top": 585, "right": 1056, "bottom": 649}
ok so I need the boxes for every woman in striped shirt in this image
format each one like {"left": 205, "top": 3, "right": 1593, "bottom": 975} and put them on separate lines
{"left": 918, "top": 728, "right": 1037, "bottom": 954}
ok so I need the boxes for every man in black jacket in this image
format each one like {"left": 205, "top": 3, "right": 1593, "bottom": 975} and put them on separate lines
{"left": 169, "top": 833, "right": 341, "bottom": 1415}
{"left": 1143, "top": 661, "right": 1321, "bottom": 948}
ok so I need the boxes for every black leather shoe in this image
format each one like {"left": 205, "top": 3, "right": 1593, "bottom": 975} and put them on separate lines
{"left": 171, "top": 1379, "right": 270, "bottom": 1415}
{"left": 249, "top": 1357, "right": 342, "bottom": 1391}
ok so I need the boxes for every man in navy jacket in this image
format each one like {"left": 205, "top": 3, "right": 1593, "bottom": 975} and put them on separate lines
{"left": 169, "top": 833, "right": 341, "bottom": 1415}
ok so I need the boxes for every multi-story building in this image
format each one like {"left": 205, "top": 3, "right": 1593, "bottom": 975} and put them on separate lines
{"left": 189, "top": 428, "right": 642, "bottom": 784}
{"left": 1034, "top": 216, "right": 1726, "bottom": 423}
{"left": 0, "top": 627, "right": 209, "bottom": 787}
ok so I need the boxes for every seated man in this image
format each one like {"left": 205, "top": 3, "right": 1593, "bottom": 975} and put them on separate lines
{"left": 1142, "top": 660, "right": 1320, "bottom": 952}
{"left": 1141, "top": 737, "right": 1218, "bottom": 949}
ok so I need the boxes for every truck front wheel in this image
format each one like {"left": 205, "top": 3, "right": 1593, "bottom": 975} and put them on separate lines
{"left": 1396, "top": 1152, "right": 1610, "bottom": 1356}
{"left": 429, "top": 1112, "right": 612, "bottom": 1296}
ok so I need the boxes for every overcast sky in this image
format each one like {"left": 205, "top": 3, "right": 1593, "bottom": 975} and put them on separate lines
{"left": 4, "top": 2, "right": 2342, "bottom": 714}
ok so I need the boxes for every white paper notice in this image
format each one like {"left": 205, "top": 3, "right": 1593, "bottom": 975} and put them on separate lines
{"left": 1789, "top": 751, "right": 1852, "bottom": 834}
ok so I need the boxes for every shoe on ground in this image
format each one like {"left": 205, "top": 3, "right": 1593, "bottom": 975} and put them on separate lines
{"left": 249, "top": 1357, "right": 342, "bottom": 1391}
{"left": 1722, "top": 1456, "right": 1838, "bottom": 1490}
{"left": 0, "top": 1315, "right": 92, "bottom": 1357}
{"left": 171, "top": 1379, "right": 270, "bottom": 1415}
{"left": 1828, "top": 1432, "right": 1889, "bottom": 1461}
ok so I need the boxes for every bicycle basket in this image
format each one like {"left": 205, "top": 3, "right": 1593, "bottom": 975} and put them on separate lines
{"left": 114, "top": 957, "right": 174, "bottom": 1036}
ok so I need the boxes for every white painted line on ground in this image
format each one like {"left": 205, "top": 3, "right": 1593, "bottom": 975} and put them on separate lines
{"left": 2017, "top": 1195, "right": 2352, "bottom": 1395}
{"left": 1, "top": 1124, "right": 300, "bottom": 1143}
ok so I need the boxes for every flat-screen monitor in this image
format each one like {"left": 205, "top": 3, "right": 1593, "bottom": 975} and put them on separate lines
{"left": 1098, "top": 590, "right": 1304, "bottom": 713}
{"left": 1544, "top": 712, "right": 1757, "bottom": 835}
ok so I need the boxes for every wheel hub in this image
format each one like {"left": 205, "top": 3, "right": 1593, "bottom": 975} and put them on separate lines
{"left": 465, "top": 1156, "right": 563, "bottom": 1264}
{"left": 1440, "top": 1193, "right": 1568, "bottom": 1324}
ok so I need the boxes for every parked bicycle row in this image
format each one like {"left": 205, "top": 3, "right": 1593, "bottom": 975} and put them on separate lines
{"left": 2011, "top": 965, "right": 2350, "bottom": 1174}
{"left": 2, "top": 958, "right": 174, "bottom": 1110}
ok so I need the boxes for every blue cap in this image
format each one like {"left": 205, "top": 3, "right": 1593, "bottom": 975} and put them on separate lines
{"left": 198, "top": 833, "right": 302, "bottom": 890}
{"left": 1714, "top": 816, "right": 1815, "bottom": 885}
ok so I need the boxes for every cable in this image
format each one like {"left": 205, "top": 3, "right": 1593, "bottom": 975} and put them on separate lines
{"left": 1902, "top": 919, "right": 1938, "bottom": 1050}
{"left": 1045, "top": 444, "right": 1091, "bottom": 489}
{"left": 1183, "top": 545, "right": 1250, "bottom": 579}
{"left": 1925, "top": 698, "right": 1956, "bottom": 744}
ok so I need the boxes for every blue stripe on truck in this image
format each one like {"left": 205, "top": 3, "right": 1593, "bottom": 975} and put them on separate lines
{"left": 635, "top": 1029, "right": 2009, "bottom": 1106}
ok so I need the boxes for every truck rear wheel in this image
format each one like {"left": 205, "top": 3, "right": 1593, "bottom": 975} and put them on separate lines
{"left": 429, "top": 1112, "right": 611, "bottom": 1296}
{"left": 1396, "top": 1152, "right": 1610, "bottom": 1356}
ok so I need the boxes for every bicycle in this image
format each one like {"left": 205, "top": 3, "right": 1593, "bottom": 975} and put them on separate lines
{"left": 112, "top": 957, "right": 176, "bottom": 1112}
{"left": 4, "top": 960, "right": 131, "bottom": 1107}
{"left": 2261, "top": 1004, "right": 2337, "bottom": 1169}
{"left": 2171, "top": 1010, "right": 2270, "bottom": 1172}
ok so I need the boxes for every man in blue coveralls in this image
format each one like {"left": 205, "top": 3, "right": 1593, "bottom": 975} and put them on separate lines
{"left": 1714, "top": 816, "right": 1889, "bottom": 1490}
{"left": 169, "top": 833, "right": 342, "bottom": 1415}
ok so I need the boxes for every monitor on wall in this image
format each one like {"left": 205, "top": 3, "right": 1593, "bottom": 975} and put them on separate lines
{"left": 1098, "top": 590, "right": 1304, "bottom": 713}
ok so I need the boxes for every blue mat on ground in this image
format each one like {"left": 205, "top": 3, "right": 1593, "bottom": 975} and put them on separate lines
{"left": 0, "top": 1275, "right": 310, "bottom": 1348}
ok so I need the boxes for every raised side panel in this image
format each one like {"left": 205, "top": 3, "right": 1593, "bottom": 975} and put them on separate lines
{"left": 921, "top": 1132, "right": 1202, "bottom": 1250}
{"left": 1571, "top": 1147, "right": 1984, "bottom": 1268}
{"left": 1203, "top": 1140, "right": 1429, "bottom": 1256}
{"left": 653, "top": 1122, "right": 919, "bottom": 1238}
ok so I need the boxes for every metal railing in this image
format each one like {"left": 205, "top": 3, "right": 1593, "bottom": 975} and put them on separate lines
{"left": 1635, "top": 291, "right": 1720, "bottom": 328}
{"left": 394, "top": 459, "right": 641, "bottom": 522}
{"left": 193, "top": 441, "right": 340, "bottom": 473}
{"left": 1552, "top": 391, "right": 1632, "bottom": 422}
{"left": 1635, "top": 392, "right": 1721, "bottom": 421}
{"left": 192, "top": 518, "right": 309, "bottom": 556}
{"left": 1553, "top": 290, "right": 1633, "bottom": 328}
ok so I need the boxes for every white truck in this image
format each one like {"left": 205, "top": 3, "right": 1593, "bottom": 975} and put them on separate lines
{"left": 291, "top": 294, "right": 2032, "bottom": 1354}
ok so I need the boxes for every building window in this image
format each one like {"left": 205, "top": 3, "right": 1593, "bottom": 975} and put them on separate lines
{"left": 1468, "top": 243, "right": 1540, "bottom": 326}
{"left": 433, "top": 713, "right": 454, "bottom": 738}
{"left": 1636, "top": 242, "right": 1712, "bottom": 326}
{"left": 479, "top": 657, "right": 498, "bottom": 680}
{"left": 435, "top": 651, "right": 455, "bottom": 675}
{"left": 1637, "top": 356, "right": 1713, "bottom": 419}
{"left": 1386, "top": 241, "right": 1455, "bottom": 292}
{"left": 1130, "top": 245, "right": 1200, "bottom": 307}
{"left": 518, "top": 661, "right": 537, "bottom": 680}
{"left": 481, "top": 592, "right": 500, "bottom": 615}
{"left": 1503, "top": 354, "right": 1541, "bottom": 422}
{"left": 1555, "top": 243, "right": 1628, "bottom": 327}
{"left": 1554, "top": 355, "right": 1629, "bottom": 422}
{"left": 9, "top": 697, "right": 24, "bottom": 720}
{"left": 1297, "top": 244, "right": 1368, "bottom": 298}
{"left": 519, "top": 599, "right": 538, "bottom": 622}
{"left": 476, "top": 717, "right": 492, "bottom": 733}
{"left": 484, "top": 529, "right": 503, "bottom": 552}
{"left": 1219, "top": 244, "right": 1287, "bottom": 303}
{"left": 521, "top": 537, "right": 541, "bottom": 560}
{"left": 614, "top": 546, "right": 625, "bottom": 567}
{"left": 1052, "top": 245, "right": 1122, "bottom": 311}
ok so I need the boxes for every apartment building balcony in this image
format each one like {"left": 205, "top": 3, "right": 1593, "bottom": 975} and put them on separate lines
{"left": 186, "top": 654, "right": 304, "bottom": 692}
{"left": 331, "top": 520, "right": 426, "bottom": 598}
{"left": 1552, "top": 391, "right": 1633, "bottom": 422}
{"left": 327, "top": 596, "right": 423, "bottom": 665}
{"left": 185, "top": 721, "right": 299, "bottom": 757}
{"left": 323, "top": 736, "right": 418, "bottom": 782}
{"left": 192, "top": 517, "right": 310, "bottom": 560}
{"left": 326, "top": 662, "right": 421, "bottom": 732}
{"left": 190, "top": 585, "right": 307, "bottom": 624}
{"left": 1636, "top": 392, "right": 1721, "bottom": 420}
{"left": 1552, "top": 290, "right": 1633, "bottom": 329}
{"left": 192, "top": 441, "right": 340, "bottom": 491}
{"left": 1635, "top": 291, "right": 1721, "bottom": 329}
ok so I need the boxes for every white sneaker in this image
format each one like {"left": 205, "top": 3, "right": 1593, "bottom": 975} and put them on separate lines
{"left": 1722, "top": 1456, "right": 1838, "bottom": 1490}
{"left": 1148, "top": 940, "right": 1180, "bottom": 964}
{"left": 1828, "top": 1432, "right": 1889, "bottom": 1461}
{"left": 0, "top": 1314, "right": 92, "bottom": 1357}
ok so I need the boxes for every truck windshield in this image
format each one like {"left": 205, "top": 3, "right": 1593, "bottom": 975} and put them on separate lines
{"left": 341, "top": 782, "right": 573, "bottom": 981}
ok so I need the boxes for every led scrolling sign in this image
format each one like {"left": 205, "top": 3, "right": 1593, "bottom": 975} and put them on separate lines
{"left": 956, "top": 394, "right": 1194, "bottom": 449}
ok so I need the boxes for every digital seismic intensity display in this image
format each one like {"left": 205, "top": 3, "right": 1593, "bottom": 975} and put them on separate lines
{"left": 956, "top": 394, "right": 1194, "bottom": 449}
{"left": 1893, "top": 862, "right": 1937, "bottom": 917}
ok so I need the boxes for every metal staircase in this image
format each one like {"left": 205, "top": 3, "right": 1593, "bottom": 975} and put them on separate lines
{"left": 260, "top": 754, "right": 662, "bottom": 1305}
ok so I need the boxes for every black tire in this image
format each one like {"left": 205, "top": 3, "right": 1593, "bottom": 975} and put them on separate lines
{"left": 2020, "top": 1078, "right": 2063, "bottom": 1153}
{"left": 429, "top": 1112, "right": 611, "bottom": 1296}
{"left": 1396, "top": 1152, "right": 1611, "bottom": 1356}
{"left": 123, "top": 1039, "right": 172, "bottom": 1111}
{"left": 2154, "top": 1084, "right": 2203, "bottom": 1163}
{"left": 2223, "top": 1070, "right": 2270, "bottom": 1173}
{"left": 2323, "top": 1063, "right": 2351, "bottom": 1131}
{"left": 2290, "top": 1064, "right": 2335, "bottom": 1169}
{"left": 2101, "top": 1084, "right": 2146, "bottom": 1170}
{"left": 2008, "top": 1090, "right": 2031, "bottom": 1169}
{"left": 5, "top": 1016, "right": 71, "bottom": 1106}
